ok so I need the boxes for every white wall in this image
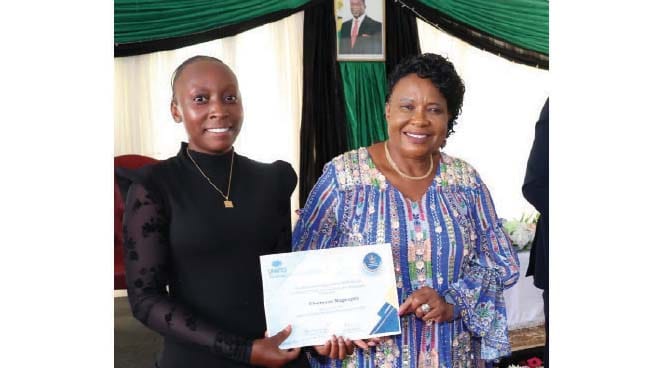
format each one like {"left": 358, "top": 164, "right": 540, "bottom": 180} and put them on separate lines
{"left": 417, "top": 19, "right": 549, "bottom": 220}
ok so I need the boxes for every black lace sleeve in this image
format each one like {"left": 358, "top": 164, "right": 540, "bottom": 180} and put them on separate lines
{"left": 122, "top": 180, "right": 253, "bottom": 364}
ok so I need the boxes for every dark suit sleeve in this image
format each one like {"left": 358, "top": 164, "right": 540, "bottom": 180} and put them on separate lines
{"left": 523, "top": 99, "right": 549, "bottom": 287}
{"left": 522, "top": 99, "right": 549, "bottom": 215}
{"left": 360, "top": 17, "right": 381, "bottom": 36}
{"left": 357, "top": 17, "right": 382, "bottom": 54}
{"left": 339, "top": 19, "right": 352, "bottom": 39}
{"left": 338, "top": 19, "right": 352, "bottom": 54}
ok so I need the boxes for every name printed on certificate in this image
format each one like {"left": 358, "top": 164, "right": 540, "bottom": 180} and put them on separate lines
{"left": 260, "top": 244, "right": 401, "bottom": 349}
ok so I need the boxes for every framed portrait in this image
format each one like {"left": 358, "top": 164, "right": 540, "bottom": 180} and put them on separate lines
{"left": 335, "top": 0, "right": 386, "bottom": 61}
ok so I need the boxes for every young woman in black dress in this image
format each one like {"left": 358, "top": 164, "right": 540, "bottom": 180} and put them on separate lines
{"left": 120, "top": 55, "right": 305, "bottom": 368}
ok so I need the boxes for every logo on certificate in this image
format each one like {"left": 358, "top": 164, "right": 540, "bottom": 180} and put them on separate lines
{"left": 363, "top": 252, "right": 382, "bottom": 272}
{"left": 269, "top": 260, "right": 287, "bottom": 277}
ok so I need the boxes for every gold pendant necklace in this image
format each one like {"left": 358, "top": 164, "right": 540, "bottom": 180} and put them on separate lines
{"left": 384, "top": 141, "right": 434, "bottom": 180}
{"left": 186, "top": 147, "right": 235, "bottom": 208}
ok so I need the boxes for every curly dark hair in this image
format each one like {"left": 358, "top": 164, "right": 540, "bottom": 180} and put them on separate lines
{"left": 386, "top": 53, "right": 465, "bottom": 137}
{"left": 170, "top": 55, "right": 226, "bottom": 102}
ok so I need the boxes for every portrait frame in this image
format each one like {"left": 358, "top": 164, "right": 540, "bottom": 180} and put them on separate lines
{"left": 335, "top": 0, "right": 386, "bottom": 61}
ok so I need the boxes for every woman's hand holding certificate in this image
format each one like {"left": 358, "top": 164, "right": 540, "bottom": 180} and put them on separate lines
{"left": 250, "top": 326, "right": 301, "bottom": 367}
{"left": 398, "top": 286, "right": 455, "bottom": 324}
{"left": 312, "top": 335, "right": 382, "bottom": 359}
{"left": 259, "top": 244, "right": 401, "bottom": 349}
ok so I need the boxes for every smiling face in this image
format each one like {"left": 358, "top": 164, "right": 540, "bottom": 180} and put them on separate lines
{"left": 350, "top": 0, "right": 365, "bottom": 18}
{"left": 385, "top": 73, "right": 450, "bottom": 160}
{"left": 171, "top": 59, "right": 243, "bottom": 155}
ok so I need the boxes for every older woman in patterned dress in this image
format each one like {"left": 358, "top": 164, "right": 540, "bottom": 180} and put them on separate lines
{"left": 292, "top": 53, "right": 519, "bottom": 368}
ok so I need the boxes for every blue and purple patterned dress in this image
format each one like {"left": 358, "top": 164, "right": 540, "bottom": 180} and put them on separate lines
{"left": 292, "top": 147, "right": 520, "bottom": 368}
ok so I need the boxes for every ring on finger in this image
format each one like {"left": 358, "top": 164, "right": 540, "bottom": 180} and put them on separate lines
{"left": 420, "top": 303, "right": 431, "bottom": 314}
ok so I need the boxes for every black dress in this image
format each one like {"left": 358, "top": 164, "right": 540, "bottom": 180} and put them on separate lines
{"left": 119, "top": 142, "right": 305, "bottom": 368}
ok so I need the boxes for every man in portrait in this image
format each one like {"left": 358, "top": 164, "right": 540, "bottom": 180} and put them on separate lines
{"left": 339, "top": 0, "right": 382, "bottom": 55}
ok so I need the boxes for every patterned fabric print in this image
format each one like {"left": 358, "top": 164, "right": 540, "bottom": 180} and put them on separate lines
{"left": 390, "top": 191, "right": 403, "bottom": 289}
{"left": 426, "top": 190, "right": 445, "bottom": 292}
{"left": 401, "top": 317, "right": 411, "bottom": 368}
{"left": 375, "top": 337, "right": 402, "bottom": 367}
{"left": 436, "top": 195, "right": 457, "bottom": 285}
{"left": 406, "top": 200, "right": 433, "bottom": 291}
{"left": 344, "top": 354, "right": 358, "bottom": 368}
{"left": 292, "top": 148, "right": 519, "bottom": 368}
{"left": 363, "top": 189, "right": 375, "bottom": 244}
{"left": 445, "top": 265, "right": 512, "bottom": 359}
{"left": 451, "top": 331, "right": 474, "bottom": 368}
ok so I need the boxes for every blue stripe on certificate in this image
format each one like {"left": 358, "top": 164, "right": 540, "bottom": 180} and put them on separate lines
{"left": 370, "top": 302, "right": 401, "bottom": 334}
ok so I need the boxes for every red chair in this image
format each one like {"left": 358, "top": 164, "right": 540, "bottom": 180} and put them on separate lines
{"left": 114, "top": 154, "right": 158, "bottom": 290}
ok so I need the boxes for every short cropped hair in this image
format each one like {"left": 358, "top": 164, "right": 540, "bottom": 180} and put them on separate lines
{"left": 386, "top": 53, "right": 466, "bottom": 137}
{"left": 170, "top": 55, "right": 225, "bottom": 102}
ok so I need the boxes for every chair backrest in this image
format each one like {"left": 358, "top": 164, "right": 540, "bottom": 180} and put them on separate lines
{"left": 114, "top": 154, "right": 158, "bottom": 290}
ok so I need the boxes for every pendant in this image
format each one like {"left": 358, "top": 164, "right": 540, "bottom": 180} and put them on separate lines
{"left": 224, "top": 200, "right": 234, "bottom": 208}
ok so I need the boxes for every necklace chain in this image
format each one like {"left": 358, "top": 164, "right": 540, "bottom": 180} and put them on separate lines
{"left": 186, "top": 147, "right": 235, "bottom": 201}
{"left": 384, "top": 141, "right": 434, "bottom": 180}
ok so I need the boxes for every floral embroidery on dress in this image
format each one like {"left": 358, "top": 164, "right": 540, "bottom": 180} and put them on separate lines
{"left": 292, "top": 148, "right": 520, "bottom": 368}
{"left": 375, "top": 337, "right": 401, "bottom": 368}
{"left": 452, "top": 331, "right": 474, "bottom": 368}
{"left": 474, "top": 301, "right": 496, "bottom": 330}
{"left": 344, "top": 354, "right": 358, "bottom": 368}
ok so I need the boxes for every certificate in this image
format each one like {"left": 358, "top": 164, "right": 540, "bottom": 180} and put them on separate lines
{"left": 260, "top": 244, "right": 401, "bottom": 349}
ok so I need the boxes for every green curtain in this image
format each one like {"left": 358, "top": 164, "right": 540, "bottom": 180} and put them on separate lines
{"left": 115, "top": 0, "right": 312, "bottom": 44}
{"left": 339, "top": 62, "right": 388, "bottom": 150}
{"left": 418, "top": 0, "right": 548, "bottom": 54}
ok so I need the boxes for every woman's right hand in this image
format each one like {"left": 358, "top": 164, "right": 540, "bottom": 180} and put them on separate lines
{"left": 250, "top": 325, "right": 301, "bottom": 368}
{"left": 313, "top": 336, "right": 383, "bottom": 359}
{"left": 314, "top": 335, "right": 384, "bottom": 359}
{"left": 314, "top": 335, "right": 355, "bottom": 360}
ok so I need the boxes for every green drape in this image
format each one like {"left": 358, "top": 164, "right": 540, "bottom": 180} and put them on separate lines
{"left": 115, "top": 0, "right": 312, "bottom": 44}
{"left": 339, "top": 62, "right": 388, "bottom": 150}
{"left": 418, "top": 0, "right": 548, "bottom": 54}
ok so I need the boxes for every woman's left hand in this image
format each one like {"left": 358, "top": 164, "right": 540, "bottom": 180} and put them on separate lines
{"left": 352, "top": 337, "right": 382, "bottom": 350}
{"left": 314, "top": 335, "right": 355, "bottom": 359}
{"left": 398, "top": 286, "right": 454, "bottom": 323}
